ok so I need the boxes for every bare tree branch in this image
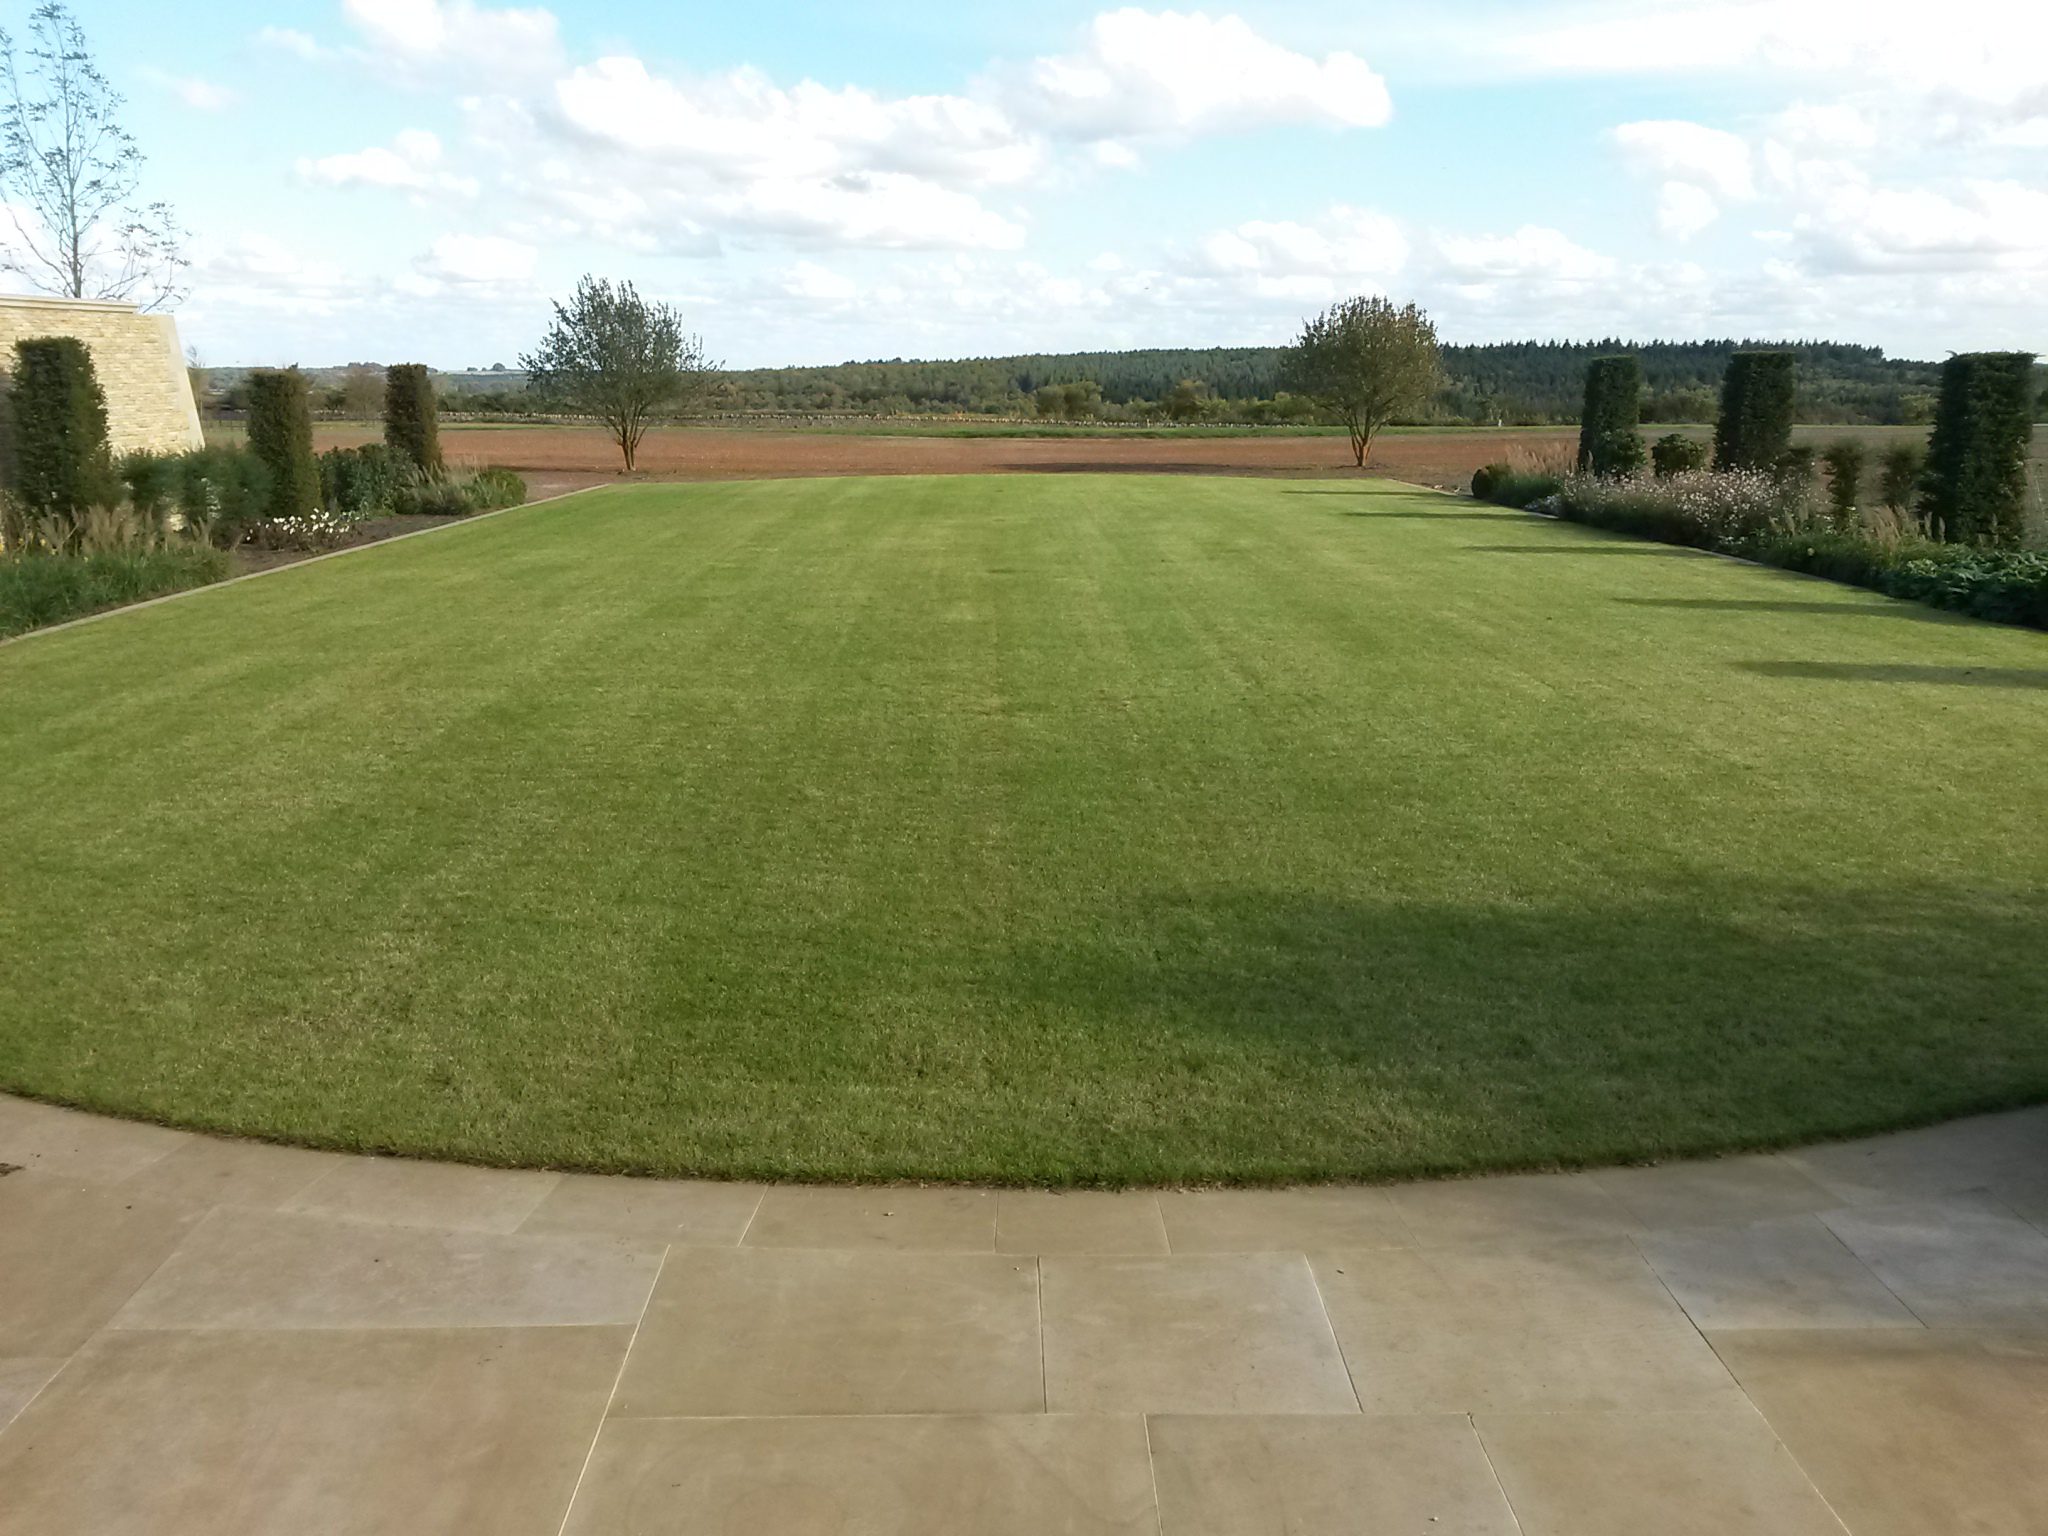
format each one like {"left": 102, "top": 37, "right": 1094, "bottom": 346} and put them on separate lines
{"left": 0, "top": 3, "right": 187, "bottom": 309}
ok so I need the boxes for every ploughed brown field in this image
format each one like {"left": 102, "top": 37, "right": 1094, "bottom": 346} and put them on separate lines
{"left": 309, "top": 422, "right": 1582, "bottom": 493}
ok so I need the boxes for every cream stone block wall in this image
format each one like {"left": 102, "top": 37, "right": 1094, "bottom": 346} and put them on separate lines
{"left": 0, "top": 294, "right": 205, "bottom": 455}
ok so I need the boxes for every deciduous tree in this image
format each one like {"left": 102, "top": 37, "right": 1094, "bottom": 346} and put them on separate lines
{"left": 0, "top": 4, "right": 186, "bottom": 309}
{"left": 1280, "top": 297, "right": 1441, "bottom": 467}
{"left": 519, "top": 276, "right": 714, "bottom": 472}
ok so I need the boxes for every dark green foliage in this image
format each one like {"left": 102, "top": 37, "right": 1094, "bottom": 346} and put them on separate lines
{"left": 383, "top": 363, "right": 441, "bottom": 472}
{"left": 317, "top": 443, "right": 399, "bottom": 518}
{"left": 1879, "top": 442, "right": 1926, "bottom": 512}
{"left": 174, "top": 447, "right": 271, "bottom": 545}
{"left": 706, "top": 339, "right": 1944, "bottom": 426}
{"left": 1714, "top": 351, "right": 1797, "bottom": 471}
{"left": 1576, "top": 356, "right": 1644, "bottom": 476}
{"left": 0, "top": 543, "right": 228, "bottom": 638}
{"left": 1650, "top": 433, "right": 1707, "bottom": 477}
{"left": 1920, "top": 352, "right": 2036, "bottom": 546}
{"left": 244, "top": 369, "right": 318, "bottom": 520}
{"left": 1471, "top": 463, "right": 1561, "bottom": 508}
{"left": 8, "top": 336, "right": 117, "bottom": 517}
{"left": 1779, "top": 445, "right": 1818, "bottom": 483}
{"left": 115, "top": 446, "right": 271, "bottom": 546}
{"left": 386, "top": 465, "right": 524, "bottom": 517}
{"left": 119, "top": 450, "right": 182, "bottom": 517}
{"left": 1758, "top": 534, "right": 2048, "bottom": 629}
{"left": 1820, "top": 439, "right": 1866, "bottom": 524}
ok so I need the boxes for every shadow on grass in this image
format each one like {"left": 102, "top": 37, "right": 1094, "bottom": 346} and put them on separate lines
{"left": 1738, "top": 661, "right": 2048, "bottom": 690}
{"left": 1622, "top": 596, "right": 1945, "bottom": 623}
{"left": 985, "top": 879, "right": 2048, "bottom": 1176}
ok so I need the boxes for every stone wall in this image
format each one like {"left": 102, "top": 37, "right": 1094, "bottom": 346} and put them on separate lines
{"left": 0, "top": 295, "right": 204, "bottom": 455}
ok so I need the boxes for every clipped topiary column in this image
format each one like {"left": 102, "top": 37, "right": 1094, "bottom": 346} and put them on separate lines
{"left": 384, "top": 363, "right": 442, "bottom": 473}
{"left": 245, "top": 368, "right": 319, "bottom": 520}
{"left": 1576, "top": 355, "right": 1644, "bottom": 477}
{"left": 1921, "top": 352, "right": 2036, "bottom": 546}
{"left": 8, "top": 336, "right": 118, "bottom": 519}
{"left": 1713, "top": 351, "right": 1796, "bottom": 471}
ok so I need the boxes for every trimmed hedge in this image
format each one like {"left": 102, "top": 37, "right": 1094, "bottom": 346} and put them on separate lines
{"left": 1713, "top": 351, "right": 1796, "bottom": 472}
{"left": 8, "top": 336, "right": 117, "bottom": 519}
{"left": 245, "top": 369, "right": 319, "bottom": 520}
{"left": 1651, "top": 433, "right": 1707, "bottom": 478}
{"left": 1921, "top": 351, "right": 2036, "bottom": 546}
{"left": 1820, "top": 439, "right": 1865, "bottom": 525}
{"left": 384, "top": 363, "right": 442, "bottom": 473}
{"left": 1576, "top": 356, "right": 1644, "bottom": 477}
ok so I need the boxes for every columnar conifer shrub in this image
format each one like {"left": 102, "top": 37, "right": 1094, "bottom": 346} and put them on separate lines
{"left": 1921, "top": 352, "right": 2036, "bottom": 546}
{"left": 1820, "top": 440, "right": 1866, "bottom": 527}
{"left": 1650, "top": 433, "right": 1707, "bottom": 477}
{"left": 1576, "top": 356, "right": 1644, "bottom": 477}
{"left": 1713, "top": 351, "right": 1796, "bottom": 472}
{"left": 383, "top": 363, "right": 441, "bottom": 473}
{"left": 8, "top": 336, "right": 117, "bottom": 519}
{"left": 1880, "top": 443, "right": 1927, "bottom": 513}
{"left": 244, "top": 368, "right": 319, "bottom": 520}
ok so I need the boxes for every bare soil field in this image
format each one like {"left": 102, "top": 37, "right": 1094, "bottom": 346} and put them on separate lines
{"left": 308, "top": 423, "right": 1582, "bottom": 492}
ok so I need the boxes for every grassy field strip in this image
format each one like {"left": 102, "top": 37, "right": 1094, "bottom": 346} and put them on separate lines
{"left": 2, "top": 475, "right": 2042, "bottom": 1183}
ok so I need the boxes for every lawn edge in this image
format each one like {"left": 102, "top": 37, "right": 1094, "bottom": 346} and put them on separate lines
{"left": 0, "top": 483, "right": 616, "bottom": 650}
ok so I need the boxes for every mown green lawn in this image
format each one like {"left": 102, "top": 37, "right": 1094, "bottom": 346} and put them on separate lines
{"left": 2, "top": 476, "right": 2044, "bottom": 1184}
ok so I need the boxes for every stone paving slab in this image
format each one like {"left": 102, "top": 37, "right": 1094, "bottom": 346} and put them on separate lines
{"left": 2, "top": 1094, "right": 2046, "bottom": 1533}
{"left": 0, "top": 1326, "right": 631, "bottom": 1536}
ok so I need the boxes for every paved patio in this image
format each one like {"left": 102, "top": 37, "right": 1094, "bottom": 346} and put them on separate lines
{"left": 2, "top": 1093, "right": 2045, "bottom": 1534}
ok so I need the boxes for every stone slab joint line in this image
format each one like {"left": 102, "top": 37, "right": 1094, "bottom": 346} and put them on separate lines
{"left": 551, "top": 1239, "right": 669, "bottom": 1536}
{"left": 1466, "top": 1412, "right": 1531, "bottom": 1536}
{"left": 1302, "top": 1251, "right": 1366, "bottom": 1415}
{"left": 1628, "top": 1231, "right": 1858, "bottom": 1535}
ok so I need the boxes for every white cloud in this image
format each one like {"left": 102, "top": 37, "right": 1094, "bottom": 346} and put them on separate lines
{"left": 551, "top": 58, "right": 1040, "bottom": 188}
{"left": 1795, "top": 175, "right": 2048, "bottom": 273}
{"left": 1612, "top": 120, "right": 1753, "bottom": 200}
{"left": 297, "top": 131, "right": 479, "bottom": 198}
{"left": 414, "top": 233, "right": 538, "bottom": 285}
{"left": 1197, "top": 206, "right": 1408, "bottom": 280}
{"left": 1012, "top": 9, "right": 1392, "bottom": 140}
{"left": 1436, "top": 225, "right": 1617, "bottom": 285}
{"left": 1656, "top": 182, "right": 1721, "bottom": 240}
{"left": 341, "top": 0, "right": 562, "bottom": 78}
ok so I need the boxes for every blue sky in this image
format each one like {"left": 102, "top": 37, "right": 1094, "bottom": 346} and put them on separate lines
{"left": 32, "top": 0, "right": 2048, "bottom": 367}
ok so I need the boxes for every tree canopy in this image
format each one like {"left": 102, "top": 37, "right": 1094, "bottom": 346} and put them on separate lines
{"left": 519, "top": 276, "right": 714, "bottom": 472}
{"left": 1281, "top": 297, "right": 1443, "bottom": 466}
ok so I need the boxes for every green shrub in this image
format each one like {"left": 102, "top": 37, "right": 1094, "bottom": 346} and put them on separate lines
{"left": 1921, "top": 352, "right": 2036, "bottom": 546}
{"left": 389, "top": 464, "right": 527, "bottom": 517}
{"left": 120, "top": 450, "right": 185, "bottom": 519}
{"left": 384, "top": 363, "right": 442, "bottom": 473}
{"left": 1778, "top": 445, "right": 1818, "bottom": 485}
{"left": 1820, "top": 439, "right": 1866, "bottom": 526}
{"left": 175, "top": 447, "right": 272, "bottom": 547}
{"left": 318, "top": 443, "right": 400, "bottom": 518}
{"left": 465, "top": 466, "right": 526, "bottom": 510}
{"left": 8, "top": 336, "right": 118, "bottom": 519}
{"left": 1713, "top": 351, "right": 1796, "bottom": 472}
{"left": 0, "top": 543, "right": 230, "bottom": 639}
{"left": 1650, "top": 434, "right": 1707, "bottom": 477}
{"left": 1471, "top": 463, "right": 1561, "bottom": 509}
{"left": 1576, "top": 356, "right": 1644, "bottom": 477}
{"left": 245, "top": 369, "right": 319, "bottom": 520}
{"left": 1879, "top": 442, "right": 1927, "bottom": 512}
